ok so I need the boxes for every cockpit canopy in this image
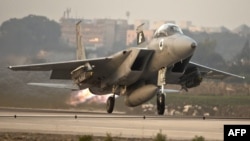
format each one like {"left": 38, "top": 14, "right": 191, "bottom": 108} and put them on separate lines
{"left": 153, "top": 23, "right": 183, "bottom": 38}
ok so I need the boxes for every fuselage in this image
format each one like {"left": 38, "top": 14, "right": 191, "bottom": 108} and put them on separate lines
{"left": 83, "top": 24, "right": 197, "bottom": 95}
{"left": 146, "top": 34, "right": 197, "bottom": 73}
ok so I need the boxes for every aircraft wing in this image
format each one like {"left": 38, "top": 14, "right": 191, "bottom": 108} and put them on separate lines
{"left": 188, "top": 62, "right": 245, "bottom": 80}
{"left": 8, "top": 50, "right": 131, "bottom": 80}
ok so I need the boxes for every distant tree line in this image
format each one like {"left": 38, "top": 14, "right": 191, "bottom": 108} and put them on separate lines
{"left": 0, "top": 15, "right": 72, "bottom": 64}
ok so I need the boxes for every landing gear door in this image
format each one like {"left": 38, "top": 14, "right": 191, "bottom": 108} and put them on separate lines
{"left": 157, "top": 67, "right": 166, "bottom": 86}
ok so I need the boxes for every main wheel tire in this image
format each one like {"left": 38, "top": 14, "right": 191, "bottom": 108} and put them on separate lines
{"left": 157, "top": 93, "right": 165, "bottom": 115}
{"left": 106, "top": 96, "right": 115, "bottom": 114}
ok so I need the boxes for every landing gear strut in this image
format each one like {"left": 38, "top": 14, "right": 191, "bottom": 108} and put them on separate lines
{"left": 106, "top": 95, "right": 115, "bottom": 114}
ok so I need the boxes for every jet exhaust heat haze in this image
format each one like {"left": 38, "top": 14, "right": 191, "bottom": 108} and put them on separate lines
{"left": 67, "top": 89, "right": 112, "bottom": 106}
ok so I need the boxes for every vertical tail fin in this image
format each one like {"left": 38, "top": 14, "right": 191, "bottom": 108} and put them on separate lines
{"left": 76, "top": 21, "right": 87, "bottom": 60}
{"left": 136, "top": 23, "right": 146, "bottom": 46}
{"left": 75, "top": 21, "right": 92, "bottom": 71}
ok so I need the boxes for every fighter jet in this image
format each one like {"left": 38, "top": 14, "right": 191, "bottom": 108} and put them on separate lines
{"left": 8, "top": 23, "right": 245, "bottom": 115}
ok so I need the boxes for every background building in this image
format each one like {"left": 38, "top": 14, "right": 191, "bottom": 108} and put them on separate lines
{"left": 60, "top": 17, "right": 128, "bottom": 50}
{"left": 151, "top": 20, "right": 175, "bottom": 30}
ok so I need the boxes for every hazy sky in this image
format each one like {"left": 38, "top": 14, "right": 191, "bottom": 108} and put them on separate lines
{"left": 0, "top": 0, "right": 249, "bottom": 29}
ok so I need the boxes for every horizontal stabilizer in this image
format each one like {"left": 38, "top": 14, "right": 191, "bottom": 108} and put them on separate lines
{"left": 27, "top": 83, "right": 79, "bottom": 90}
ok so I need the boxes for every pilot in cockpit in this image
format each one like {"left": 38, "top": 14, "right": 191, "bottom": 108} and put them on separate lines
{"left": 153, "top": 23, "right": 183, "bottom": 38}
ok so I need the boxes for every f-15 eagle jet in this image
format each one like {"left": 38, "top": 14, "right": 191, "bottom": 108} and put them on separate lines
{"left": 9, "top": 23, "right": 245, "bottom": 115}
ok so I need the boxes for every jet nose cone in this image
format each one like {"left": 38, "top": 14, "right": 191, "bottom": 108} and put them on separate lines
{"left": 172, "top": 35, "right": 197, "bottom": 58}
{"left": 191, "top": 42, "right": 197, "bottom": 49}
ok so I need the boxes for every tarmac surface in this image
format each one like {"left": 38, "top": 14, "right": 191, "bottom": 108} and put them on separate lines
{"left": 0, "top": 108, "right": 249, "bottom": 140}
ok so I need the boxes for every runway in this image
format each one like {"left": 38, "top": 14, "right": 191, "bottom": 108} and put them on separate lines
{"left": 0, "top": 108, "right": 249, "bottom": 140}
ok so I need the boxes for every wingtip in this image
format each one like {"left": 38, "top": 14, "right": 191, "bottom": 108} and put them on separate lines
{"left": 8, "top": 66, "right": 13, "bottom": 69}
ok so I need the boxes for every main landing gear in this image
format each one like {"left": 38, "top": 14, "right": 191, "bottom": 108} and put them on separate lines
{"left": 106, "top": 95, "right": 115, "bottom": 114}
{"left": 106, "top": 85, "right": 119, "bottom": 114}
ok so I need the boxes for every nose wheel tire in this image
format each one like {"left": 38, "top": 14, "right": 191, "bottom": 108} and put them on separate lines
{"left": 106, "top": 96, "right": 115, "bottom": 114}
{"left": 157, "top": 93, "right": 165, "bottom": 115}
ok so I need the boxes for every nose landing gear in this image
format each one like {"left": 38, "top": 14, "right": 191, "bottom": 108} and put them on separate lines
{"left": 157, "top": 67, "right": 167, "bottom": 115}
{"left": 157, "top": 92, "right": 165, "bottom": 115}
